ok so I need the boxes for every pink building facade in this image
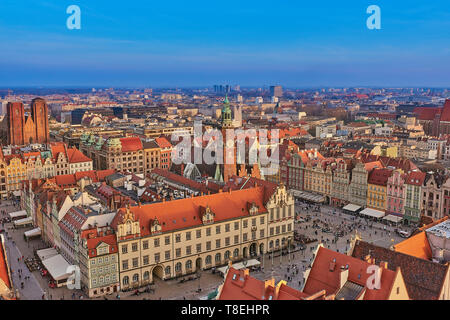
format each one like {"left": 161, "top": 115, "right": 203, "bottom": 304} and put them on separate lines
{"left": 386, "top": 170, "right": 406, "bottom": 217}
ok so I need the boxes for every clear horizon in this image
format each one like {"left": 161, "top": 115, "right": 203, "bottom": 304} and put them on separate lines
{"left": 0, "top": 0, "right": 449, "bottom": 87}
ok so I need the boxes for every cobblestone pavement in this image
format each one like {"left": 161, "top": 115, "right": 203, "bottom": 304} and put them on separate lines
{"left": 0, "top": 199, "right": 413, "bottom": 300}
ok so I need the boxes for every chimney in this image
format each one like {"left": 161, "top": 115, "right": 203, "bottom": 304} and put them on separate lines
{"left": 339, "top": 267, "right": 349, "bottom": 289}
{"left": 329, "top": 259, "right": 336, "bottom": 272}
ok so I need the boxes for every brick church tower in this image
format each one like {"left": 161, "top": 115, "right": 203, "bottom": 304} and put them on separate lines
{"left": 6, "top": 102, "right": 26, "bottom": 146}
{"left": 31, "top": 98, "right": 50, "bottom": 144}
{"left": 221, "top": 96, "right": 237, "bottom": 182}
{"left": 3, "top": 98, "right": 50, "bottom": 146}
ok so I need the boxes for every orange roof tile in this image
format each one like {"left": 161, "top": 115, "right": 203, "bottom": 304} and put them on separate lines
{"left": 120, "top": 137, "right": 143, "bottom": 152}
{"left": 0, "top": 237, "right": 12, "bottom": 290}
{"left": 218, "top": 267, "right": 325, "bottom": 300}
{"left": 67, "top": 148, "right": 92, "bottom": 163}
{"left": 394, "top": 232, "right": 433, "bottom": 260}
{"left": 155, "top": 136, "right": 172, "bottom": 149}
{"left": 112, "top": 187, "right": 267, "bottom": 236}
{"left": 303, "top": 246, "right": 399, "bottom": 300}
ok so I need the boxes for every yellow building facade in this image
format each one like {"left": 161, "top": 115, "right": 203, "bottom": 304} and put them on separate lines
{"left": 111, "top": 185, "right": 295, "bottom": 290}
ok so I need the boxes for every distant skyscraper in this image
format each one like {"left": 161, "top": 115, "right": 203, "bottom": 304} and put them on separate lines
{"left": 270, "top": 85, "right": 283, "bottom": 97}
{"left": 214, "top": 85, "right": 232, "bottom": 93}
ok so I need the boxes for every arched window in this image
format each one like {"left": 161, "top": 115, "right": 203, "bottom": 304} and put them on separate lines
{"left": 205, "top": 255, "right": 212, "bottom": 265}
{"left": 233, "top": 249, "right": 239, "bottom": 258}
{"left": 186, "top": 260, "right": 192, "bottom": 270}
{"left": 143, "top": 271, "right": 150, "bottom": 280}
{"left": 132, "top": 273, "right": 139, "bottom": 283}
{"left": 175, "top": 262, "right": 182, "bottom": 272}
{"left": 269, "top": 240, "right": 274, "bottom": 249}
{"left": 224, "top": 250, "right": 231, "bottom": 261}
{"left": 122, "top": 276, "right": 129, "bottom": 286}
{"left": 215, "top": 253, "right": 221, "bottom": 264}
{"left": 165, "top": 266, "right": 171, "bottom": 276}
{"left": 275, "top": 239, "right": 280, "bottom": 248}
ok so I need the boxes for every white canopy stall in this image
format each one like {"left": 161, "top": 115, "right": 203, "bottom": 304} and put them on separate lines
{"left": 342, "top": 204, "right": 361, "bottom": 212}
{"left": 383, "top": 215, "right": 403, "bottom": 224}
{"left": 36, "top": 248, "right": 58, "bottom": 261}
{"left": 8, "top": 210, "right": 27, "bottom": 220}
{"left": 359, "top": 208, "right": 385, "bottom": 219}
{"left": 41, "top": 254, "right": 72, "bottom": 287}
{"left": 216, "top": 259, "right": 261, "bottom": 275}
{"left": 24, "top": 227, "right": 41, "bottom": 239}
{"left": 13, "top": 217, "right": 33, "bottom": 227}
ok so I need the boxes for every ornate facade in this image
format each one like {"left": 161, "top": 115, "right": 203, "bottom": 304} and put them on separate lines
{"left": 111, "top": 185, "right": 295, "bottom": 290}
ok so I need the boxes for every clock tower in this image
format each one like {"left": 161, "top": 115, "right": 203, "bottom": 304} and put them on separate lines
{"left": 220, "top": 95, "right": 236, "bottom": 181}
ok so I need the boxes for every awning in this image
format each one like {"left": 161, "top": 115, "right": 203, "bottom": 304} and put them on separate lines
{"left": 13, "top": 217, "right": 33, "bottom": 226}
{"left": 290, "top": 190, "right": 325, "bottom": 203}
{"left": 342, "top": 204, "right": 361, "bottom": 212}
{"left": 383, "top": 215, "right": 403, "bottom": 223}
{"left": 12, "top": 191, "right": 21, "bottom": 197}
{"left": 24, "top": 227, "right": 41, "bottom": 238}
{"left": 360, "top": 208, "right": 385, "bottom": 219}
{"left": 41, "top": 254, "right": 71, "bottom": 281}
{"left": 217, "top": 259, "right": 261, "bottom": 274}
{"left": 9, "top": 210, "right": 27, "bottom": 219}
{"left": 36, "top": 248, "right": 59, "bottom": 261}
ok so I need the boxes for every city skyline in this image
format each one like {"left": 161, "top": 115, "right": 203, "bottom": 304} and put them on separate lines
{"left": 0, "top": 1, "right": 449, "bottom": 87}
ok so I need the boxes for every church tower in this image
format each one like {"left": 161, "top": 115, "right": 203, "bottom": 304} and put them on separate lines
{"left": 220, "top": 95, "right": 237, "bottom": 182}
{"left": 7, "top": 102, "right": 25, "bottom": 145}
{"left": 31, "top": 98, "right": 50, "bottom": 144}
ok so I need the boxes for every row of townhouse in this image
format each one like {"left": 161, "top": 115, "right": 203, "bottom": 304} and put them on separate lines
{"left": 79, "top": 134, "right": 173, "bottom": 176}
{"left": 281, "top": 149, "right": 447, "bottom": 225}
{"left": 0, "top": 142, "right": 93, "bottom": 199}
{"left": 22, "top": 167, "right": 294, "bottom": 297}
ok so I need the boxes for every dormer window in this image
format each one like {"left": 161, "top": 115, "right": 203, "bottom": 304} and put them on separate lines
{"left": 150, "top": 217, "right": 162, "bottom": 235}
{"left": 201, "top": 206, "right": 215, "bottom": 225}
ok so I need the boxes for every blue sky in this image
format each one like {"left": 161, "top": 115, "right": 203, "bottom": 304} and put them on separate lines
{"left": 0, "top": 0, "right": 449, "bottom": 87}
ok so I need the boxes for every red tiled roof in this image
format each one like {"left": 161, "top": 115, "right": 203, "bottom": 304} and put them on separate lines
{"left": 223, "top": 175, "right": 278, "bottom": 204}
{"left": 0, "top": 237, "right": 12, "bottom": 290}
{"left": 83, "top": 232, "right": 117, "bottom": 258}
{"left": 218, "top": 267, "right": 327, "bottom": 300}
{"left": 111, "top": 187, "right": 267, "bottom": 236}
{"left": 394, "top": 232, "right": 432, "bottom": 260}
{"left": 405, "top": 171, "right": 426, "bottom": 186}
{"left": 303, "top": 246, "right": 400, "bottom": 300}
{"left": 67, "top": 147, "right": 92, "bottom": 163}
{"left": 120, "top": 137, "right": 143, "bottom": 152}
{"left": 155, "top": 136, "right": 172, "bottom": 149}
{"left": 151, "top": 168, "right": 209, "bottom": 194}
{"left": 439, "top": 100, "right": 450, "bottom": 122}
{"left": 368, "top": 168, "right": 393, "bottom": 186}
{"left": 413, "top": 107, "right": 441, "bottom": 121}
{"left": 50, "top": 142, "right": 67, "bottom": 161}
{"left": 351, "top": 240, "right": 448, "bottom": 300}
{"left": 55, "top": 174, "right": 77, "bottom": 187}
{"left": 364, "top": 161, "right": 382, "bottom": 171}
